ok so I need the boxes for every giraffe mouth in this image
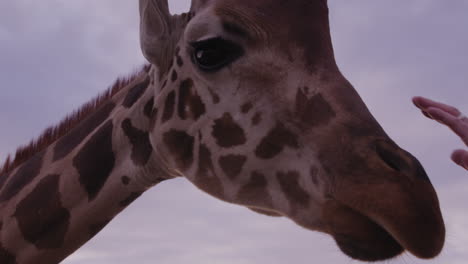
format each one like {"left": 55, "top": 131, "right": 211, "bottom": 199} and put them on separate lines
{"left": 323, "top": 200, "right": 404, "bottom": 261}
{"left": 323, "top": 195, "right": 444, "bottom": 261}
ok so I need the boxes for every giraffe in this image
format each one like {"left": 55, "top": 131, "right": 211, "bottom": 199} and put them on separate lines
{"left": 0, "top": 0, "right": 445, "bottom": 263}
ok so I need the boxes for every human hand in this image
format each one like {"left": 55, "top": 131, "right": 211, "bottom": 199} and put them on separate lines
{"left": 413, "top": 96, "right": 468, "bottom": 170}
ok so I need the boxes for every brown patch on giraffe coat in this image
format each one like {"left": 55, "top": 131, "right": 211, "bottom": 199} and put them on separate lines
{"left": 0, "top": 150, "right": 45, "bottom": 202}
{"left": 14, "top": 174, "right": 70, "bottom": 249}
{"left": 252, "top": 112, "right": 262, "bottom": 126}
{"left": 178, "top": 79, "right": 206, "bottom": 120}
{"left": 171, "top": 70, "right": 178, "bottom": 82}
{"left": 88, "top": 219, "right": 112, "bottom": 239}
{"left": 162, "top": 91, "right": 176, "bottom": 123}
{"left": 175, "top": 46, "right": 184, "bottom": 67}
{"left": 296, "top": 91, "right": 336, "bottom": 127}
{"left": 238, "top": 171, "right": 272, "bottom": 206}
{"left": 212, "top": 113, "right": 247, "bottom": 148}
{"left": 73, "top": 121, "right": 115, "bottom": 201}
{"left": 121, "top": 176, "right": 131, "bottom": 186}
{"left": 241, "top": 102, "right": 253, "bottom": 113}
{"left": 53, "top": 102, "right": 116, "bottom": 161}
{"left": 196, "top": 144, "right": 224, "bottom": 197}
{"left": 122, "top": 77, "right": 150, "bottom": 108}
{"left": 277, "top": 171, "right": 310, "bottom": 207}
{"left": 176, "top": 55, "right": 184, "bottom": 67}
{"left": 0, "top": 243, "right": 16, "bottom": 264}
{"left": 143, "top": 97, "right": 155, "bottom": 119}
{"left": 161, "top": 79, "right": 168, "bottom": 90}
{"left": 255, "top": 123, "right": 299, "bottom": 159}
{"left": 119, "top": 192, "right": 143, "bottom": 207}
{"left": 122, "top": 119, "right": 153, "bottom": 166}
{"left": 150, "top": 108, "right": 159, "bottom": 132}
{"left": 163, "top": 130, "right": 195, "bottom": 171}
{"left": 219, "top": 155, "right": 247, "bottom": 180}
{"left": 168, "top": 57, "right": 174, "bottom": 68}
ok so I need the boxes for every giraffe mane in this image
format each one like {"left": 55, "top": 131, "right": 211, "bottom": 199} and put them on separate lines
{"left": 0, "top": 64, "right": 151, "bottom": 176}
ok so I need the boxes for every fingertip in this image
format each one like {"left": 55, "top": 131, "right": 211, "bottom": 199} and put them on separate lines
{"left": 412, "top": 96, "right": 436, "bottom": 110}
{"left": 412, "top": 96, "right": 424, "bottom": 108}
{"left": 451, "top": 149, "right": 463, "bottom": 162}
{"left": 451, "top": 149, "right": 468, "bottom": 170}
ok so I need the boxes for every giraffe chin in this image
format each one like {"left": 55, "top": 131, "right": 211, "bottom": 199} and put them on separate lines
{"left": 323, "top": 201, "right": 404, "bottom": 262}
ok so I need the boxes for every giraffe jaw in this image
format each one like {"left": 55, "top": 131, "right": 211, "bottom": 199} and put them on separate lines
{"left": 322, "top": 199, "right": 443, "bottom": 261}
{"left": 323, "top": 201, "right": 403, "bottom": 261}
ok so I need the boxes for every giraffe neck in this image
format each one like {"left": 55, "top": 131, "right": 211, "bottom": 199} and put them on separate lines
{"left": 0, "top": 65, "right": 170, "bottom": 264}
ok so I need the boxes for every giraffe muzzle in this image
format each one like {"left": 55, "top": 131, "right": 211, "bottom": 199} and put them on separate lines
{"left": 324, "top": 157, "right": 445, "bottom": 260}
{"left": 317, "top": 137, "right": 445, "bottom": 261}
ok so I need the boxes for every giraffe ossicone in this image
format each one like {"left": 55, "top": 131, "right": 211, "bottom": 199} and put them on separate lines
{"left": 0, "top": 0, "right": 445, "bottom": 263}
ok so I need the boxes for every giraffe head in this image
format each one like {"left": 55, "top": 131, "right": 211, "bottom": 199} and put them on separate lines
{"left": 139, "top": 0, "right": 444, "bottom": 261}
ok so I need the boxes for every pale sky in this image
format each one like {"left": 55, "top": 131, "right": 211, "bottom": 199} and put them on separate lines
{"left": 0, "top": 1, "right": 467, "bottom": 264}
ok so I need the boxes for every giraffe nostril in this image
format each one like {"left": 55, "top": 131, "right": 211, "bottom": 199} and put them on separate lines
{"left": 375, "top": 140, "right": 431, "bottom": 182}
{"left": 375, "top": 141, "right": 410, "bottom": 173}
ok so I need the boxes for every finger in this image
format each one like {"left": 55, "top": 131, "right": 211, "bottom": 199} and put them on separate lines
{"left": 451, "top": 149, "right": 468, "bottom": 170}
{"left": 412, "top": 96, "right": 461, "bottom": 117}
{"left": 421, "top": 110, "right": 433, "bottom": 119}
{"left": 426, "top": 107, "right": 468, "bottom": 145}
{"left": 426, "top": 107, "right": 460, "bottom": 126}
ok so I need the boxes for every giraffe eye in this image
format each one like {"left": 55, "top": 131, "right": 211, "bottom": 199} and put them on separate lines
{"left": 191, "top": 37, "right": 243, "bottom": 72}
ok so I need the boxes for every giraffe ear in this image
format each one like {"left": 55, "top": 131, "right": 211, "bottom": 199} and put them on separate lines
{"left": 139, "top": 0, "right": 181, "bottom": 69}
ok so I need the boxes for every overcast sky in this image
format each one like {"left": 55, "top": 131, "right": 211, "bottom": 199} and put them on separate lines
{"left": 0, "top": 1, "right": 467, "bottom": 264}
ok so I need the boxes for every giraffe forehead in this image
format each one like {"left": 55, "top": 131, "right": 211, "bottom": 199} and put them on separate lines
{"left": 209, "top": 0, "right": 333, "bottom": 67}
{"left": 213, "top": 0, "right": 329, "bottom": 39}
{"left": 214, "top": 0, "right": 327, "bottom": 21}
